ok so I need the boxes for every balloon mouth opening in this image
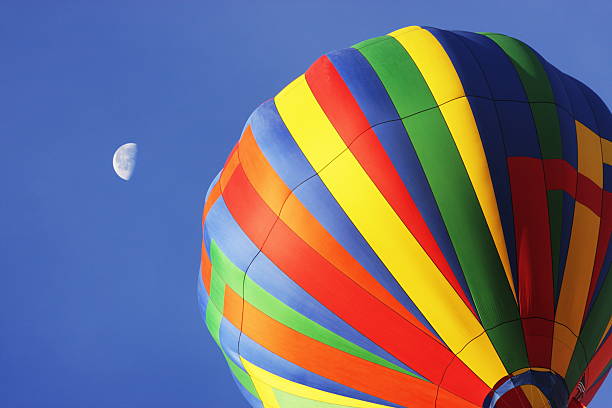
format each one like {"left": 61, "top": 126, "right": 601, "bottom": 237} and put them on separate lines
{"left": 482, "top": 369, "right": 568, "bottom": 408}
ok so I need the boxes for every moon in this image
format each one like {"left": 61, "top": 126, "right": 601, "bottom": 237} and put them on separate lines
{"left": 113, "top": 143, "right": 138, "bottom": 181}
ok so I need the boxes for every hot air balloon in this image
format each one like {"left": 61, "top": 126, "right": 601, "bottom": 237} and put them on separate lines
{"left": 198, "top": 26, "right": 611, "bottom": 408}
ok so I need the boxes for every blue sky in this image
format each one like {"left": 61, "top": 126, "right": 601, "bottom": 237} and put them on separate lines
{"left": 0, "top": 1, "right": 609, "bottom": 407}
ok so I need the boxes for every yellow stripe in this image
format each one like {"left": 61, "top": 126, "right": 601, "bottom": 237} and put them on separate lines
{"left": 250, "top": 374, "right": 282, "bottom": 408}
{"left": 385, "top": 25, "right": 421, "bottom": 37}
{"left": 242, "top": 358, "right": 394, "bottom": 407}
{"left": 521, "top": 385, "right": 551, "bottom": 408}
{"left": 389, "top": 27, "right": 516, "bottom": 300}
{"left": 576, "top": 121, "right": 603, "bottom": 187}
{"left": 274, "top": 75, "right": 507, "bottom": 387}
{"left": 273, "top": 75, "right": 346, "bottom": 172}
{"left": 596, "top": 318, "right": 612, "bottom": 350}
{"left": 551, "top": 322, "right": 580, "bottom": 375}
{"left": 553, "top": 203, "right": 600, "bottom": 375}
{"left": 553, "top": 121, "right": 603, "bottom": 375}
{"left": 511, "top": 367, "right": 555, "bottom": 376}
{"left": 601, "top": 137, "right": 612, "bottom": 166}
{"left": 388, "top": 27, "right": 464, "bottom": 102}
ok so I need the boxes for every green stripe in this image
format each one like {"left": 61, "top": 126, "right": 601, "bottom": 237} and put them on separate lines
{"left": 353, "top": 36, "right": 436, "bottom": 117}
{"left": 205, "top": 270, "right": 226, "bottom": 346}
{"left": 353, "top": 35, "right": 392, "bottom": 50}
{"left": 208, "top": 240, "right": 424, "bottom": 380}
{"left": 566, "top": 267, "right": 612, "bottom": 388}
{"left": 483, "top": 34, "right": 563, "bottom": 158}
{"left": 273, "top": 388, "right": 348, "bottom": 408}
{"left": 485, "top": 33, "right": 565, "bottom": 311}
{"left": 227, "top": 357, "right": 259, "bottom": 398}
{"left": 203, "top": 272, "right": 259, "bottom": 399}
{"left": 356, "top": 37, "right": 527, "bottom": 372}
{"left": 480, "top": 34, "right": 556, "bottom": 104}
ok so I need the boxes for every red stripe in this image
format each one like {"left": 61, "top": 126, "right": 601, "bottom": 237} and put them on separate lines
{"left": 223, "top": 286, "right": 484, "bottom": 408}
{"left": 222, "top": 165, "right": 278, "bottom": 248}
{"left": 304, "top": 56, "right": 371, "bottom": 146}
{"left": 239, "top": 124, "right": 433, "bottom": 334}
{"left": 582, "top": 369, "right": 609, "bottom": 406}
{"left": 305, "top": 55, "right": 477, "bottom": 316}
{"left": 220, "top": 159, "right": 489, "bottom": 397}
{"left": 543, "top": 159, "right": 577, "bottom": 195}
{"left": 542, "top": 158, "right": 602, "bottom": 216}
{"left": 513, "top": 156, "right": 609, "bottom": 367}
{"left": 495, "top": 387, "right": 535, "bottom": 408}
{"left": 577, "top": 173, "right": 602, "bottom": 216}
{"left": 441, "top": 356, "right": 492, "bottom": 406}
{"left": 568, "top": 399, "right": 587, "bottom": 408}
{"left": 508, "top": 157, "right": 554, "bottom": 368}
{"left": 584, "top": 335, "right": 612, "bottom": 390}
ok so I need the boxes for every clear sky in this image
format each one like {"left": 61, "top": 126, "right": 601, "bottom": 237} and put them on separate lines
{"left": 1, "top": 1, "right": 609, "bottom": 407}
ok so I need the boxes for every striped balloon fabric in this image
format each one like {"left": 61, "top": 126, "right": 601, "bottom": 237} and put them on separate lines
{"left": 199, "top": 26, "right": 611, "bottom": 408}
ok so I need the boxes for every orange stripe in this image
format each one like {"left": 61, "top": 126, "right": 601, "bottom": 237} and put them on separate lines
{"left": 280, "top": 193, "right": 438, "bottom": 333}
{"left": 239, "top": 126, "right": 291, "bottom": 213}
{"left": 223, "top": 286, "right": 478, "bottom": 408}
{"left": 201, "top": 242, "right": 212, "bottom": 294}
{"left": 238, "top": 126, "right": 436, "bottom": 336}
{"left": 219, "top": 144, "right": 240, "bottom": 191}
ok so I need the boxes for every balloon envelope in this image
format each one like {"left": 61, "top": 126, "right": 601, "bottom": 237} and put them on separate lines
{"left": 199, "top": 26, "right": 611, "bottom": 408}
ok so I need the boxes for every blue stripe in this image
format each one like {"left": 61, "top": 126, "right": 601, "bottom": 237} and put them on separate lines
{"left": 561, "top": 74, "right": 598, "bottom": 131}
{"left": 326, "top": 47, "right": 400, "bottom": 125}
{"left": 556, "top": 107, "right": 579, "bottom": 169}
{"left": 555, "top": 109, "right": 578, "bottom": 308}
{"left": 197, "top": 271, "right": 210, "bottom": 319}
{"left": 587, "top": 238, "right": 612, "bottom": 317}
{"left": 369, "top": 120, "right": 477, "bottom": 312}
{"left": 556, "top": 192, "right": 576, "bottom": 307}
{"left": 327, "top": 47, "right": 476, "bottom": 317}
{"left": 248, "top": 99, "right": 316, "bottom": 190}
{"left": 453, "top": 31, "right": 528, "bottom": 101}
{"left": 245, "top": 252, "right": 421, "bottom": 377}
{"left": 577, "top": 80, "right": 611, "bottom": 143}
{"left": 205, "top": 170, "right": 221, "bottom": 202}
{"left": 204, "top": 197, "right": 260, "bottom": 272}
{"left": 595, "top": 330, "right": 611, "bottom": 355}
{"left": 536, "top": 54, "right": 573, "bottom": 115}
{"left": 425, "top": 27, "right": 491, "bottom": 99}
{"left": 230, "top": 371, "right": 263, "bottom": 408}
{"left": 495, "top": 100, "right": 542, "bottom": 158}
{"left": 466, "top": 96, "right": 519, "bottom": 292}
{"left": 242, "top": 59, "right": 445, "bottom": 340}
{"left": 452, "top": 32, "right": 542, "bottom": 158}
{"left": 292, "top": 173, "right": 442, "bottom": 340}
{"left": 219, "top": 316, "right": 245, "bottom": 369}
{"left": 605, "top": 164, "right": 612, "bottom": 195}
{"left": 206, "top": 195, "right": 426, "bottom": 377}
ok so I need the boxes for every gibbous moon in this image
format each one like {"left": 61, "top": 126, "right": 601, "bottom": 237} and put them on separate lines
{"left": 113, "top": 143, "right": 138, "bottom": 181}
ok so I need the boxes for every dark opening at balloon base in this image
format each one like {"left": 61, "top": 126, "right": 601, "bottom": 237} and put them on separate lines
{"left": 482, "top": 369, "right": 569, "bottom": 408}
